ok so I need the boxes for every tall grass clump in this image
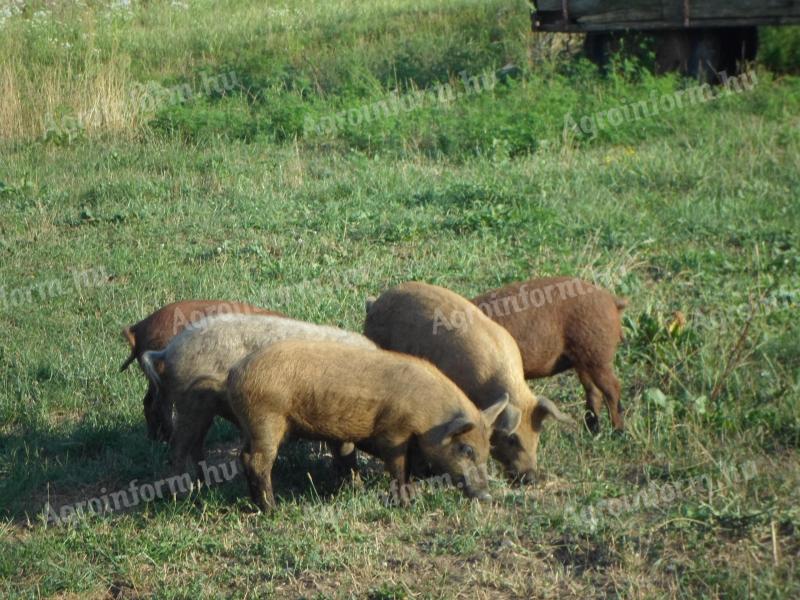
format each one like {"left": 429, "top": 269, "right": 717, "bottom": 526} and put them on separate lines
{"left": 0, "top": 0, "right": 531, "bottom": 142}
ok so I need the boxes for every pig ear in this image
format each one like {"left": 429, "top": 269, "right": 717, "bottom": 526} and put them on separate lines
{"left": 440, "top": 415, "right": 476, "bottom": 445}
{"left": 494, "top": 402, "right": 522, "bottom": 435}
{"left": 534, "top": 396, "right": 575, "bottom": 426}
{"left": 481, "top": 393, "right": 510, "bottom": 429}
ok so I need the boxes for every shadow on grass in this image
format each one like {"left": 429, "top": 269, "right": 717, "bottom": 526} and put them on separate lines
{"left": 549, "top": 531, "right": 620, "bottom": 577}
{"left": 0, "top": 417, "right": 167, "bottom": 523}
{"left": 0, "top": 416, "right": 384, "bottom": 525}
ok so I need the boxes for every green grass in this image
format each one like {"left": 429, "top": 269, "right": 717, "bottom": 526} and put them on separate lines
{"left": 1, "top": 0, "right": 799, "bottom": 598}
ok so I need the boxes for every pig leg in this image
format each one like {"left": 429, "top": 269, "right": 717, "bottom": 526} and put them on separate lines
{"left": 242, "top": 417, "right": 287, "bottom": 511}
{"left": 589, "top": 365, "right": 624, "bottom": 431}
{"left": 240, "top": 439, "right": 260, "bottom": 502}
{"left": 330, "top": 442, "right": 361, "bottom": 486}
{"left": 143, "top": 385, "right": 157, "bottom": 441}
{"left": 577, "top": 370, "right": 604, "bottom": 434}
{"left": 169, "top": 415, "right": 200, "bottom": 474}
{"left": 144, "top": 382, "right": 173, "bottom": 443}
{"left": 189, "top": 413, "right": 216, "bottom": 466}
{"left": 383, "top": 441, "right": 415, "bottom": 507}
{"left": 169, "top": 405, "right": 215, "bottom": 474}
{"left": 240, "top": 446, "right": 278, "bottom": 511}
{"left": 187, "top": 390, "right": 228, "bottom": 467}
{"left": 406, "top": 437, "right": 433, "bottom": 480}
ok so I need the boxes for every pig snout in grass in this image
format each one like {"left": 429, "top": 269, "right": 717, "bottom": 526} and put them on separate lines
{"left": 140, "top": 313, "right": 376, "bottom": 474}
{"left": 120, "top": 299, "right": 278, "bottom": 442}
{"left": 472, "top": 276, "right": 627, "bottom": 434}
{"left": 225, "top": 340, "right": 507, "bottom": 510}
{"left": 363, "top": 281, "right": 574, "bottom": 483}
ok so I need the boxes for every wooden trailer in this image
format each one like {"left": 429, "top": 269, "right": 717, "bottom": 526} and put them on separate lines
{"left": 532, "top": 1, "right": 800, "bottom": 77}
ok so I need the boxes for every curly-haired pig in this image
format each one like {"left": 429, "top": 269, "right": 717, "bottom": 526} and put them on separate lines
{"left": 226, "top": 339, "right": 510, "bottom": 510}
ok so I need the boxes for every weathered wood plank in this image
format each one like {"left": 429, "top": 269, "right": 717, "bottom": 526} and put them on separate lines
{"left": 536, "top": 0, "right": 800, "bottom": 24}
{"left": 534, "top": 16, "right": 800, "bottom": 32}
{"left": 536, "top": 0, "right": 655, "bottom": 14}
{"left": 688, "top": 0, "right": 800, "bottom": 19}
{"left": 579, "top": 9, "right": 670, "bottom": 25}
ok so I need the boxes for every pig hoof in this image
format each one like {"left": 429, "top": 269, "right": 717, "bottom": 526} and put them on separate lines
{"left": 584, "top": 412, "right": 600, "bottom": 435}
{"left": 474, "top": 491, "right": 492, "bottom": 503}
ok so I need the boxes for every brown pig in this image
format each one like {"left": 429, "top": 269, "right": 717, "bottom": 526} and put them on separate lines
{"left": 121, "top": 300, "right": 278, "bottom": 441}
{"left": 472, "top": 277, "right": 627, "bottom": 433}
{"left": 226, "top": 339, "right": 510, "bottom": 510}
{"left": 363, "top": 281, "right": 574, "bottom": 483}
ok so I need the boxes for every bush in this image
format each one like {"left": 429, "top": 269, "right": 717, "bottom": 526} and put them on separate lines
{"left": 759, "top": 26, "right": 800, "bottom": 73}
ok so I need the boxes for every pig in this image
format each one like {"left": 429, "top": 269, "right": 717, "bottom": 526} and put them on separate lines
{"left": 363, "top": 281, "right": 574, "bottom": 483}
{"left": 120, "top": 300, "right": 278, "bottom": 442}
{"left": 140, "top": 313, "right": 377, "bottom": 473}
{"left": 226, "top": 339, "right": 511, "bottom": 510}
{"left": 472, "top": 277, "right": 627, "bottom": 433}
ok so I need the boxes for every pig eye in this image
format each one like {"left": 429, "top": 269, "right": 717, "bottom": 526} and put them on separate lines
{"left": 506, "top": 434, "right": 520, "bottom": 447}
{"left": 460, "top": 444, "right": 475, "bottom": 459}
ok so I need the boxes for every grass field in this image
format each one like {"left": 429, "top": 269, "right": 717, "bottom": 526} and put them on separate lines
{"left": 1, "top": 0, "right": 799, "bottom": 597}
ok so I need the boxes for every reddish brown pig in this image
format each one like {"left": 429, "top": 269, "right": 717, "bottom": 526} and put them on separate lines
{"left": 226, "top": 340, "right": 510, "bottom": 510}
{"left": 364, "top": 281, "right": 573, "bottom": 483}
{"left": 120, "top": 300, "right": 277, "bottom": 441}
{"left": 472, "top": 277, "right": 627, "bottom": 433}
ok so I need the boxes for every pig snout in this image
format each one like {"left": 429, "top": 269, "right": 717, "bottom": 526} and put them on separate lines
{"left": 511, "top": 469, "right": 537, "bottom": 486}
{"left": 490, "top": 425, "right": 539, "bottom": 484}
{"left": 465, "top": 487, "right": 492, "bottom": 502}
{"left": 458, "top": 464, "right": 492, "bottom": 502}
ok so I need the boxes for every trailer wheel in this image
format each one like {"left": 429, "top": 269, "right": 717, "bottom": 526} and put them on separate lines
{"left": 688, "top": 27, "right": 758, "bottom": 81}
{"left": 583, "top": 27, "right": 757, "bottom": 80}
{"left": 652, "top": 30, "right": 692, "bottom": 74}
{"left": 688, "top": 28, "right": 723, "bottom": 81}
{"left": 583, "top": 32, "right": 612, "bottom": 68}
{"left": 583, "top": 32, "right": 634, "bottom": 71}
{"left": 719, "top": 26, "right": 758, "bottom": 72}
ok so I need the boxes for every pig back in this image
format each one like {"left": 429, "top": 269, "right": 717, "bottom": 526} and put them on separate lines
{"left": 165, "top": 313, "right": 376, "bottom": 394}
{"left": 364, "top": 282, "right": 524, "bottom": 408}
{"left": 228, "top": 340, "right": 472, "bottom": 442}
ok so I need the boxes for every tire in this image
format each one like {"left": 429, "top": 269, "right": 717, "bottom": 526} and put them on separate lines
{"left": 720, "top": 26, "right": 758, "bottom": 73}
{"left": 583, "top": 32, "right": 612, "bottom": 68}
{"left": 652, "top": 30, "right": 693, "bottom": 74}
{"left": 688, "top": 27, "right": 758, "bottom": 82}
{"left": 688, "top": 28, "right": 723, "bottom": 81}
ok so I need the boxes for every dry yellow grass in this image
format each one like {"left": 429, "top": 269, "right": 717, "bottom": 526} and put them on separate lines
{"left": 0, "top": 43, "right": 138, "bottom": 142}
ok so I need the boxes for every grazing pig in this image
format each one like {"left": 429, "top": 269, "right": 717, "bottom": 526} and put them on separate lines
{"left": 472, "top": 277, "right": 627, "bottom": 433}
{"left": 226, "top": 339, "right": 510, "bottom": 510}
{"left": 121, "top": 300, "right": 278, "bottom": 441}
{"left": 141, "top": 313, "right": 376, "bottom": 472}
{"left": 363, "top": 281, "right": 573, "bottom": 483}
